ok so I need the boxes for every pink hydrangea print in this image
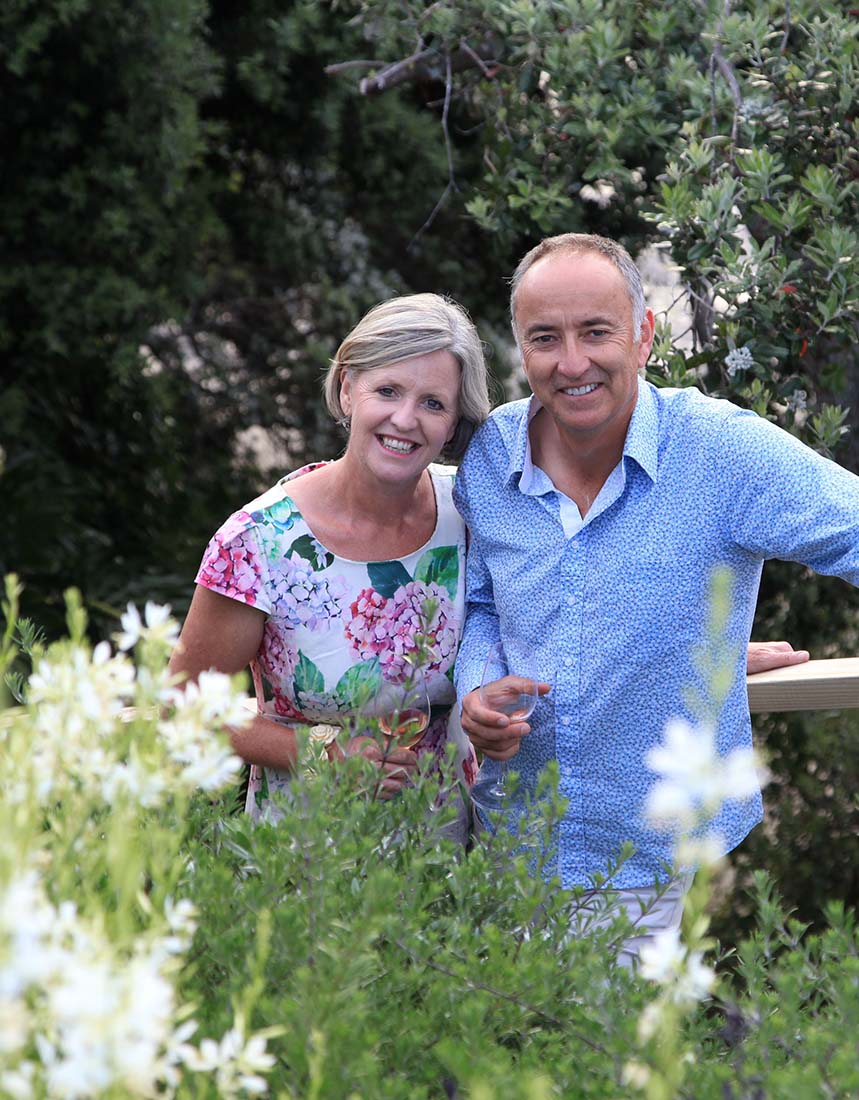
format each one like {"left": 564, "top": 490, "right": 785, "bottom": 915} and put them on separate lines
{"left": 270, "top": 552, "right": 345, "bottom": 630}
{"left": 344, "top": 580, "right": 457, "bottom": 683}
{"left": 197, "top": 519, "right": 262, "bottom": 605}
{"left": 257, "top": 619, "right": 296, "bottom": 688}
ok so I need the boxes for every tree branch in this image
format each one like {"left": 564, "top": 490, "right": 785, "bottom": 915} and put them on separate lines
{"left": 408, "top": 51, "right": 458, "bottom": 248}
{"left": 324, "top": 38, "right": 499, "bottom": 97}
{"left": 323, "top": 59, "right": 380, "bottom": 76}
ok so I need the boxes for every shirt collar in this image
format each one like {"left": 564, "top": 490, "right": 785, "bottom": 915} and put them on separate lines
{"left": 503, "top": 396, "right": 541, "bottom": 487}
{"left": 505, "top": 376, "right": 659, "bottom": 487}
{"left": 623, "top": 376, "right": 659, "bottom": 483}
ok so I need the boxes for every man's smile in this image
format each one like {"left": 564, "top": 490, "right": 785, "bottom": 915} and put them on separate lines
{"left": 560, "top": 382, "right": 600, "bottom": 396}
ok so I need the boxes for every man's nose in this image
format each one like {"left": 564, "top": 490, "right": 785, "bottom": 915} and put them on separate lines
{"left": 556, "top": 338, "right": 590, "bottom": 376}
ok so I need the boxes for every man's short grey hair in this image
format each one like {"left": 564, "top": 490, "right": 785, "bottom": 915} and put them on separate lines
{"left": 323, "top": 293, "right": 491, "bottom": 462}
{"left": 509, "top": 233, "right": 647, "bottom": 344}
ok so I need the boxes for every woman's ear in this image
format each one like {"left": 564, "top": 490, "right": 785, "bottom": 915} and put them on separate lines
{"left": 339, "top": 370, "right": 352, "bottom": 415}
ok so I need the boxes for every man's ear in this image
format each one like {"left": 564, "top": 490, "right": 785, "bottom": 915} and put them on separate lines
{"left": 637, "top": 309, "right": 656, "bottom": 370}
{"left": 339, "top": 370, "right": 352, "bottom": 415}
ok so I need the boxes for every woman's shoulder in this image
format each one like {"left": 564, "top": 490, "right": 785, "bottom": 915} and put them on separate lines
{"left": 213, "top": 464, "right": 328, "bottom": 544}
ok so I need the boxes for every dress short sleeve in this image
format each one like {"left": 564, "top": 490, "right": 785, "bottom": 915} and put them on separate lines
{"left": 195, "top": 510, "right": 273, "bottom": 614}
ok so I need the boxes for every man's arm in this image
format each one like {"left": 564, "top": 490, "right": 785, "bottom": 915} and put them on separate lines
{"left": 727, "top": 411, "right": 859, "bottom": 582}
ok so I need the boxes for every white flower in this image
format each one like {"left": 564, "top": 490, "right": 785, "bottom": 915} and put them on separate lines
{"left": 639, "top": 929, "right": 715, "bottom": 1006}
{"left": 639, "top": 927, "right": 686, "bottom": 985}
{"left": 29, "top": 644, "right": 135, "bottom": 740}
{"left": 115, "top": 602, "right": 180, "bottom": 652}
{"left": 674, "top": 951, "right": 716, "bottom": 1005}
{"left": 0, "top": 995, "right": 29, "bottom": 1053}
{"left": 724, "top": 345, "right": 754, "bottom": 377}
{"left": 0, "top": 1062, "right": 35, "bottom": 1100}
{"left": 178, "top": 1024, "right": 276, "bottom": 1099}
{"left": 645, "top": 718, "right": 767, "bottom": 834}
{"left": 675, "top": 833, "right": 725, "bottom": 869}
{"left": 622, "top": 1060, "right": 652, "bottom": 1088}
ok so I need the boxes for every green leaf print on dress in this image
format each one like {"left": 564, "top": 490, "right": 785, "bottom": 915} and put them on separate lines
{"left": 288, "top": 533, "right": 335, "bottom": 571}
{"left": 367, "top": 560, "right": 413, "bottom": 599}
{"left": 414, "top": 545, "right": 458, "bottom": 600}
{"left": 333, "top": 658, "right": 382, "bottom": 710}
{"left": 293, "top": 652, "right": 325, "bottom": 698}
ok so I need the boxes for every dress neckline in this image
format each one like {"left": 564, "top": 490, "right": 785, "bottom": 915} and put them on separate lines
{"left": 276, "top": 462, "right": 445, "bottom": 565}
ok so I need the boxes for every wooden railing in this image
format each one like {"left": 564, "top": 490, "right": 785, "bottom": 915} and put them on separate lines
{"left": 747, "top": 658, "right": 859, "bottom": 713}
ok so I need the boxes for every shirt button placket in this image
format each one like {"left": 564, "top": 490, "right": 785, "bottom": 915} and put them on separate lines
{"left": 557, "top": 533, "right": 587, "bottom": 883}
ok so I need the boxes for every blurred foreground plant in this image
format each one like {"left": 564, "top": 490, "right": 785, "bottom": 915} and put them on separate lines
{"left": 3, "top": 574, "right": 859, "bottom": 1099}
{"left": 0, "top": 576, "right": 277, "bottom": 1100}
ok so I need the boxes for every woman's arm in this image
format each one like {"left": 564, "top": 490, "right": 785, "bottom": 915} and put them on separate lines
{"left": 169, "top": 585, "right": 301, "bottom": 771}
{"left": 169, "top": 586, "right": 417, "bottom": 792}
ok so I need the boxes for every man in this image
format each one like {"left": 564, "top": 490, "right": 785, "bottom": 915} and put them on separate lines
{"left": 453, "top": 233, "right": 859, "bottom": 960}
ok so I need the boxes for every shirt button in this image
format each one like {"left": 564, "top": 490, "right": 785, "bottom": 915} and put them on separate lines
{"left": 561, "top": 765, "right": 572, "bottom": 779}
{"left": 560, "top": 715, "right": 572, "bottom": 725}
{"left": 563, "top": 657, "right": 572, "bottom": 667}
{"left": 566, "top": 595, "right": 575, "bottom": 606}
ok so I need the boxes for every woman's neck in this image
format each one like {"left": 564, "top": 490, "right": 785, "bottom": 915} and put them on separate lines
{"left": 325, "top": 455, "right": 430, "bottom": 525}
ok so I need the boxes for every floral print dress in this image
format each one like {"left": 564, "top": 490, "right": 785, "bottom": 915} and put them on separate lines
{"left": 195, "top": 463, "right": 478, "bottom": 819}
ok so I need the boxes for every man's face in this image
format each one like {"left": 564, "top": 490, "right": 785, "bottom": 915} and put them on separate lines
{"left": 514, "top": 251, "right": 654, "bottom": 444}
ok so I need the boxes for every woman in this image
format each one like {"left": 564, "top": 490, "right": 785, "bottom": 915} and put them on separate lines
{"left": 169, "top": 294, "right": 491, "bottom": 832}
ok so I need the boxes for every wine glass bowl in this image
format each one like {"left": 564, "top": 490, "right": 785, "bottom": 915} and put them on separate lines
{"left": 478, "top": 678, "right": 538, "bottom": 721}
{"left": 471, "top": 640, "right": 539, "bottom": 821}
{"left": 377, "top": 679, "right": 431, "bottom": 750}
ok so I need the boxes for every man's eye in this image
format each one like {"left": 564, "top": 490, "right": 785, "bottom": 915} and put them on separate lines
{"left": 377, "top": 386, "right": 396, "bottom": 396}
{"left": 588, "top": 329, "right": 608, "bottom": 338}
{"left": 532, "top": 333, "right": 555, "bottom": 344}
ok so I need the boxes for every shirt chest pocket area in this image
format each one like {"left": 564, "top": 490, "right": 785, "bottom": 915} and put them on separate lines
{"left": 628, "top": 556, "right": 709, "bottom": 645}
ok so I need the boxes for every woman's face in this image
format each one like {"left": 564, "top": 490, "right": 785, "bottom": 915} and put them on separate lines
{"left": 339, "top": 351, "right": 461, "bottom": 484}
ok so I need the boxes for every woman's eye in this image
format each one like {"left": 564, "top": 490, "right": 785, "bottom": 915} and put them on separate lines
{"left": 377, "top": 386, "right": 396, "bottom": 397}
{"left": 425, "top": 398, "right": 444, "bottom": 411}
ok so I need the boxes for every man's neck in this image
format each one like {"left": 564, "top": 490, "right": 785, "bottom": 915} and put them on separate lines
{"left": 528, "top": 409, "right": 631, "bottom": 518}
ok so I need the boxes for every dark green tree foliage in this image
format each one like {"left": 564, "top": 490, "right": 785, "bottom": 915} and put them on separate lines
{"left": 1, "top": 0, "right": 502, "bottom": 634}
{"left": 0, "top": 0, "right": 237, "bottom": 628}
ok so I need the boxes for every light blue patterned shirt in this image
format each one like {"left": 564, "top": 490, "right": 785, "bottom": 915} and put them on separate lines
{"left": 454, "top": 378, "right": 859, "bottom": 889}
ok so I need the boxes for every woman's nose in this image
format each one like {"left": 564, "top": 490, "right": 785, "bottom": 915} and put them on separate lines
{"left": 389, "top": 399, "right": 419, "bottom": 430}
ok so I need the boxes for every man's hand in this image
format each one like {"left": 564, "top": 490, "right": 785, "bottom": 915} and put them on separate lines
{"left": 746, "top": 640, "right": 810, "bottom": 675}
{"left": 460, "top": 677, "right": 552, "bottom": 761}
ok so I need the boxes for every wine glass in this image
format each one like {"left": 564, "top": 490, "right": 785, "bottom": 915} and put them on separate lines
{"left": 377, "top": 678, "right": 432, "bottom": 751}
{"left": 470, "top": 639, "right": 539, "bottom": 822}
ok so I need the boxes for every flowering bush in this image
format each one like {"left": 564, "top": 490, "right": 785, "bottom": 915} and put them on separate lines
{"left": 0, "top": 578, "right": 277, "bottom": 1100}
{"left": 3, "top": 572, "right": 859, "bottom": 1100}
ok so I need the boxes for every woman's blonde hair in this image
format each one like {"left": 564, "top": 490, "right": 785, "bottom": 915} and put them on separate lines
{"left": 323, "top": 293, "right": 491, "bottom": 461}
